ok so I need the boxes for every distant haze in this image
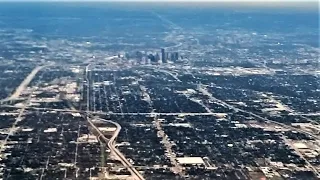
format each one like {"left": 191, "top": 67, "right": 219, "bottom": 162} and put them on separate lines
{"left": 0, "top": 0, "right": 318, "bottom": 10}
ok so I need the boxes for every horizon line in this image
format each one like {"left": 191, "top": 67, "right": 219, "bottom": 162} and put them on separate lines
{"left": 0, "top": 0, "right": 318, "bottom": 2}
{"left": 0, "top": 0, "right": 318, "bottom": 10}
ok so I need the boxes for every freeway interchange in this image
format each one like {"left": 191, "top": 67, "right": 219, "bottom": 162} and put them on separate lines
{"left": 87, "top": 115, "right": 145, "bottom": 180}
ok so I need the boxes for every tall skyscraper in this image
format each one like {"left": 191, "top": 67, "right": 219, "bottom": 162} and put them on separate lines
{"left": 148, "top": 54, "right": 156, "bottom": 63}
{"left": 174, "top": 52, "right": 179, "bottom": 61}
{"left": 136, "top": 51, "right": 143, "bottom": 59}
{"left": 170, "top": 53, "right": 175, "bottom": 61}
{"left": 155, "top": 53, "right": 160, "bottom": 62}
{"left": 170, "top": 52, "right": 179, "bottom": 62}
{"left": 161, "top": 48, "right": 167, "bottom": 63}
{"left": 165, "top": 52, "right": 170, "bottom": 61}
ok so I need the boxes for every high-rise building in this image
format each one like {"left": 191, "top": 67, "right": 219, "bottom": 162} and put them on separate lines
{"left": 161, "top": 48, "right": 167, "bottom": 63}
{"left": 141, "top": 56, "right": 147, "bottom": 64}
{"left": 125, "top": 53, "right": 130, "bottom": 59}
{"left": 169, "top": 52, "right": 179, "bottom": 62}
{"left": 135, "top": 51, "right": 143, "bottom": 60}
{"left": 165, "top": 52, "right": 170, "bottom": 62}
{"left": 148, "top": 54, "right": 156, "bottom": 63}
{"left": 170, "top": 53, "right": 175, "bottom": 61}
{"left": 155, "top": 53, "right": 160, "bottom": 62}
{"left": 174, "top": 52, "right": 179, "bottom": 61}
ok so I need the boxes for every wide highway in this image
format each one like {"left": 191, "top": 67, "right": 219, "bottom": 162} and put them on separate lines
{"left": 87, "top": 116, "right": 145, "bottom": 180}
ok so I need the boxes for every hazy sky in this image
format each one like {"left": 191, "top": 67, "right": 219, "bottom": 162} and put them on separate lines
{"left": 0, "top": 0, "right": 318, "bottom": 9}
{"left": 0, "top": 0, "right": 318, "bottom": 1}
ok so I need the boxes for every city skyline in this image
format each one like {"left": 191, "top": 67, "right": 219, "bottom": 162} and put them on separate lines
{"left": 0, "top": 1, "right": 318, "bottom": 180}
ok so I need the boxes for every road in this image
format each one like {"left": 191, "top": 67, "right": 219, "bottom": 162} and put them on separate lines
{"left": 281, "top": 136, "right": 320, "bottom": 177}
{"left": 197, "top": 84, "right": 320, "bottom": 175}
{"left": 1, "top": 65, "right": 48, "bottom": 103}
{"left": 0, "top": 86, "right": 35, "bottom": 152}
{"left": 153, "top": 115, "right": 184, "bottom": 176}
{"left": 289, "top": 113, "right": 320, "bottom": 116}
{"left": 1, "top": 104, "right": 221, "bottom": 116}
{"left": 155, "top": 69, "right": 181, "bottom": 82}
{"left": 198, "top": 85, "right": 320, "bottom": 140}
{"left": 85, "top": 64, "right": 91, "bottom": 113}
{"left": 189, "top": 97, "right": 212, "bottom": 113}
{"left": 87, "top": 117, "right": 145, "bottom": 180}
{"left": 151, "top": 11, "right": 200, "bottom": 48}
{"left": 3, "top": 105, "right": 222, "bottom": 116}
{"left": 0, "top": 69, "right": 48, "bottom": 178}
